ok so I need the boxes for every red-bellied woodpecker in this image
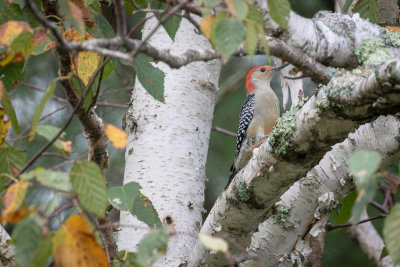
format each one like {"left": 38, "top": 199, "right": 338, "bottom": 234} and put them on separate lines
{"left": 227, "top": 63, "right": 289, "bottom": 188}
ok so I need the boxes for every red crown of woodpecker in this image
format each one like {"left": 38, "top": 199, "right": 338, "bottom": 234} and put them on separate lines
{"left": 245, "top": 65, "right": 275, "bottom": 95}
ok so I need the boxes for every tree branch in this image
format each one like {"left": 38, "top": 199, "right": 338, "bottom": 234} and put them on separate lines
{"left": 237, "top": 115, "right": 400, "bottom": 266}
{"left": 188, "top": 59, "right": 400, "bottom": 266}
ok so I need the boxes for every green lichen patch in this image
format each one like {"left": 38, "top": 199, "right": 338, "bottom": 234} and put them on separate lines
{"left": 269, "top": 107, "right": 298, "bottom": 157}
{"left": 271, "top": 205, "right": 291, "bottom": 224}
{"left": 237, "top": 181, "right": 250, "bottom": 202}
{"left": 354, "top": 38, "right": 392, "bottom": 65}
{"left": 385, "top": 29, "right": 400, "bottom": 47}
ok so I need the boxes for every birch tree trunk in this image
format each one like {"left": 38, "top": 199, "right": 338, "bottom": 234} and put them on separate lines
{"left": 118, "top": 17, "right": 221, "bottom": 266}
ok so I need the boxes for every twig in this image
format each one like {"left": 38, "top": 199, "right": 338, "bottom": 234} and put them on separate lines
{"left": 24, "top": 0, "right": 70, "bottom": 48}
{"left": 97, "top": 102, "right": 129, "bottom": 108}
{"left": 369, "top": 201, "right": 388, "bottom": 214}
{"left": 326, "top": 214, "right": 386, "bottom": 231}
{"left": 42, "top": 152, "right": 70, "bottom": 160}
{"left": 211, "top": 126, "right": 236, "bottom": 138}
{"left": 132, "top": 0, "right": 189, "bottom": 57}
{"left": 15, "top": 55, "right": 108, "bottom": 177}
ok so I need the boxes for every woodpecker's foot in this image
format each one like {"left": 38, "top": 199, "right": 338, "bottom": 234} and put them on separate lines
{"left": 250, "top": 137, "right": 268, "bottom": 149}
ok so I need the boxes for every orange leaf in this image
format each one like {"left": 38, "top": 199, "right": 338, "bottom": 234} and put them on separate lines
{"left": 60, "top": 140, "right": 72, "bottom": 155}
{"left": 386, "top": 26, "right": 400, "bottom": 32}
{"left": 63, "top": 29, "right": 100, "bottom": 85}
{"left": 1, "top": 181, "right": 30, "bottom": 224}
{"left": 200, "top": 14, "right": 215, "bottom": 39}
{"left": 104, "top": 123, "right": 127, "bottom": 149}
{"left": 53, "top": 214, "right": 108, "bottom": 267}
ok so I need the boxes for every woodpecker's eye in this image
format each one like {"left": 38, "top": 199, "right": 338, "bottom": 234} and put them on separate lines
{"left": 260, "top": 68, "right": 266, "bottom": 72}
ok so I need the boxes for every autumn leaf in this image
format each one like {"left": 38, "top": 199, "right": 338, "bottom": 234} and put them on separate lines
{"left": 33, "top": 28, "right": 54, "bottom": 55}
{"left": 1, "top": 181, "right": 30, "bottom": 224}
{"left": 53, "top": 214, "right": 108, "bottom": 267}
{"left": 200, "top": 14, "right": 215, "bottom": 39}
{"left": 63, "top": 29, "right": 100, "bottom": 85}
{"left": 0, "top": 107, "right": 11, "bottom": 147}
{"left": 71, "top": 0, "right": 95, "bottom": 27}
{"left": 0, "top": 20, "right": 33, "bottom": 66}
{"left": 104, "top": 123, "right": 127, "bottom": 149}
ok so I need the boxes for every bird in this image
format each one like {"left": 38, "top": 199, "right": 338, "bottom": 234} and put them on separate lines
{"left": 227, "top": 63, "right": 289, "bottom": 188}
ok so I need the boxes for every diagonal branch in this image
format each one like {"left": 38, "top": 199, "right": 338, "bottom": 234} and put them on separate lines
{"left": 188, "top": 59, "right": 400, "bottom": 266}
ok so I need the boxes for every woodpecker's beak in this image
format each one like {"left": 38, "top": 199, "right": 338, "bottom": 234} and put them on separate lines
{"left": 272, "top": 63, "right": 290, "bottom": 72}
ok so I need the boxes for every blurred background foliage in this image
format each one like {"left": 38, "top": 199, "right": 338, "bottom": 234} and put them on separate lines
{"left": 9, "top": 0, "right": 377, "bottom": 265}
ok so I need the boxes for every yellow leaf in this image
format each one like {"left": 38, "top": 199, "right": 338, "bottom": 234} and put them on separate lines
{"left": 386, "top": 26, "right": 400, "bottom": 32}
{"left": 62, "top": 29, "right": 100, "bottom": 85}
{"left": 53, "top": 214, "right": 108, "bottom": 267}
{"left": 198, "top": 234, "right": 229, "bottom": 253}
{"left": 0, "top": 107, "right": 11, "bottom": 147}
{"left": 0, "top": 21, "right": 33, "bottom": 66}
{"left": 104, "top": 123, "right": 127, "bottom": 149}
{"left": 200, "top": 14, "right": 215, "bottom": 40}
{"left": 1, "top": 181, "right": 30, "bottom": 224}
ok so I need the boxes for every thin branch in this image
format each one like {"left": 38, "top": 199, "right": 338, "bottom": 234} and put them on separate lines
{"left": 211, "top": 126, "right": 236, "bottom": 138}
{"left": 113, "top": 0, "right": 127, "bottom": 36}
{"left": 132, "top": 0, "right": 189, "bottom": 57}
{"left": 97, "top": 102, "right": 129, "bottom": 108}
{"left": 326, "top": 214, "right": 386, "bottom": 231}
{"left": 42, "top": 152, "right": 70, "bottom": 160}
{"left": 369, "top": 201, "right": 388, "bottom": 214}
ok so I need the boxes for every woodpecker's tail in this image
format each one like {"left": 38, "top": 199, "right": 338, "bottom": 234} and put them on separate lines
{"left": 226, "top": 164, "right": 237, "bottom": 189}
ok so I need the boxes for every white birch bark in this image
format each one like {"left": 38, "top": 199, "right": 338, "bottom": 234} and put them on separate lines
{"left": 257, "top": 2, "right": 400, "bottom": 68}
{"left": 118, "top": 17, "right": 221, "bottom": 266}
{"left": 188, "top": 60, "right": 400, "bottom": 266}
{"left": 0, "top": 225, "right": 14, "bottom": 266}
{"left": 242, "top": 116, "right": 400, "bottom": 266}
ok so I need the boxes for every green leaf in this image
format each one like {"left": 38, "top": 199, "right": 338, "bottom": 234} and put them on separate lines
{"left": 0, "top": 86, "right": 19, "bottom": 133}
{"left": 137, "top": 227, "right": 169, "bottom": 266}
{"left": 32, "top": 237, "right": 53, "bottom": 267}
{"left": 267, "top": 0, "right": 290, "bottom": 30}
{"left": 59, "top": 0, "right": 85, "bottom": 34}
{"left": 353, "top": 0, "right": 379, "bottom": 24}
{"left": 29, "top": 80, "right": 56, "bottom": 142}
{"left": 12, "top": 218, "right": 41, "bottom": 267}
{"left": 0, "top": 146, "right": 25, "bottom": 186}
{"left": 36, "top": 124, "right": 69, "bottom": 154}
{"left": 108, "top": 182, "right": 141, "bottom": 211}
{"left": 134, "top": 53, "right": 165, "bottom": 102}
{"left": 212, "top": 17, "right": 245, "bottom": 62}
{"left": 94, "top": 13, "right": 115, "bottom": 38}
{"left": 0, "top": 62, "right": 24, "bottom": 91}
{"left": 162, "top": 15, "right": 182, "bottom": 41}
{"left": 10, "top": 30, "right": 33, "bottom": 61}
{"left": 133, "top": 192, "right": 162, "bottom": 228}
{"left": 108, "top": 182, "right": 161, "bottom": 227}
{"left": 70, "top": 74, "right": 96, "bottom": 112}
{"left": 383, "top": 203, "right": 400, "bottom": 264}
{"left": 332, "top": 191, "right": 357, "bottom": 224}
{"left": 201, "top": 0, "right": 221, "bottom": 7}
{"left": 349, "top": 150, "right": 381, "bottom": 223}
{"left": 231, "top": 0, "right": 247, "bottom": 20}
{"left": 36, "top": 169, "right": 70, "bottom": 191}
{"left": 70, "top": 161, "right": 108, "bottom": 217}
{"left": 349, "top": 150, "right": 381, "bottom": 185}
